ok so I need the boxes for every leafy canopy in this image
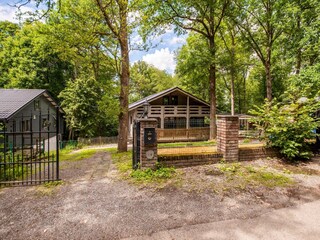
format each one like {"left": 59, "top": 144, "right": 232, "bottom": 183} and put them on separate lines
{"left": 250, "top": 65, "right": 320, "bottom": 160}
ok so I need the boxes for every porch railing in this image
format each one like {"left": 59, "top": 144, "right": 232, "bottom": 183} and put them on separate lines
{"left": 136, "top": 105, "right": 210, "bottom": 117}
{"left": 157, "top": 127, "right": 210, "bottom": 142}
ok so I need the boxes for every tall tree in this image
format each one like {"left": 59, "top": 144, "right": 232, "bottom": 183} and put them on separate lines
{"left": 218, "top": 21, "right": 251, "bottom": 115}
{"left": 59, "top": 76, "right": 103, "bottom": 138}
{"left": 141, "top": 0, "right": 230, "bottom": 139}
{"left": 284, "top": 0, "right": 319, "bottom": 73}
{"left": 234, "top": 0, "right": 288, "bottom": 101}
{"left": 15, "top": 0, "right": 131, "bottom": 151}
{"left": 94, "top": 0, "right": 131, "bottom": 152}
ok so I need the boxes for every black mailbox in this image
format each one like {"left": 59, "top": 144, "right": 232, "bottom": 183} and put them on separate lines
{"left": 144, "top": 128, "right": 156, "bottom": 145}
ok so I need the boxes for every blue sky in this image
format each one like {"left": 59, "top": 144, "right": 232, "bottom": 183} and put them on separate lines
{"left": 0, "top": 0, "right": 186, "bottom": 74}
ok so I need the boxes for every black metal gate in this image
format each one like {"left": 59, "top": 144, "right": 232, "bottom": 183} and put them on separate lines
{"left": 132, "top": 121, "right": 140, "bottom": 169}
{"left": 0, "top": 108, "right": 60, "bottom": 186}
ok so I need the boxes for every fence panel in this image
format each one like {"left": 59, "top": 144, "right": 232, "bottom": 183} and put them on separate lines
{"left": 0, "top": 109, "right": 60, "bottom": 186}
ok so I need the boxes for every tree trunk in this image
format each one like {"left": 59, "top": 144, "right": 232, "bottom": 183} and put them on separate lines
{"left": 295, "top": 14, "right": 301, "bottom": 75}
{"left": 230, "top": 72, "right": 235, "bottom": 115}
{"left": 230, "top": 33, "right": 236, "bottom": 115}
{"left": 295, "top": 48, "right": 302, "bottom": 74}
{"left": 117, "top": 3, "right": 129, "bottom": 152}
{"left": 209, "top": 37, "right": 217, "bottom": 139}
{"left": 265, "top": 46, "right": 272, "bottom": 101}
{"left": 243, "top": 70, "right": 247, "bottom": 113}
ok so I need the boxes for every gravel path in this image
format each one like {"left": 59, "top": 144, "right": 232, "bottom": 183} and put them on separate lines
{"left": 0, "top": 151, "right": 319, "bottom": 240}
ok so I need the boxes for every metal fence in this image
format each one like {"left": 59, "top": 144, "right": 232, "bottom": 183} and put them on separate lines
{"left": 0, "top": 108, "right": 60, "bottom": 186}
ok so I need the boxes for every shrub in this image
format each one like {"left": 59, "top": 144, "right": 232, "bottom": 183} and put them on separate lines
{"left": 250, "top": 96, "right": 320, "bottom": 160}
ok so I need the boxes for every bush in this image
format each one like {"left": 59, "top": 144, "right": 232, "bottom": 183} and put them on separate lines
{"left": 250, "top": 96, "right": 320, "bottom": 160}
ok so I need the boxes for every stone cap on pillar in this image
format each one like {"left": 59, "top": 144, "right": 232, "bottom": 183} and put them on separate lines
{"left": 136, "top": 118, "right": 158, "bottom": 123}
{"left": 217, "top": 115, "right": 239, "bottom": 120}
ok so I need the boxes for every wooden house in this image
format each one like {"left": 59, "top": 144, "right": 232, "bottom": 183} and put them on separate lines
{"left": 129, "top": 87, "right": 210, "bottom": 142}
{"left": 0, "top": 89, "right": 64, "bottom": 152}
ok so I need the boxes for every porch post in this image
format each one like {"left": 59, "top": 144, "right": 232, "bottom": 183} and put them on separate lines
{"left": 186, "top": 96, "right": 190, "bottom": 129}
{"left": 161, "top": 106, "right": 164, "bottom": 129}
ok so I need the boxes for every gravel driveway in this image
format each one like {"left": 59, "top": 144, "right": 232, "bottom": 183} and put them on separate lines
{"left": 1, "top": 151, "right": 319, "bottom": 240}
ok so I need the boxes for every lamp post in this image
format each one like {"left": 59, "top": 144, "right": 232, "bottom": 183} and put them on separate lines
{"left": 142, "top": 100, "right": 150, "bottom": 119}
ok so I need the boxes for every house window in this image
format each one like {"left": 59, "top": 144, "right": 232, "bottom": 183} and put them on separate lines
{"left": 42, "top": 118, "right": 50, "bottom": 130}
{"left": 22, "top": 120, "right": 30, "bottom": 132}
{"left": 34, "top": 100, "right": 40, "bottom": 111}
{"left": 163, "top": 96, "right": 178, "bottom": 105}
{"left": 171, "top": 96, "right": 178, "bottom": 105}
{"left": 164, "top": 117, "right": 186, "bottom": 129}
{"left": 163, "top": 96, "right": 169, "bottom": 105}
{"left": 190, "top": 117, "right": 205, "bottom": 128}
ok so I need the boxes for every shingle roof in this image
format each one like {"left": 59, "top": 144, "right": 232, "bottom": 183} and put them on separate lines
{"left": 0, "top": 89, "right": 46, "bottom": 120}
{"left": 129, "top": 87, "right": 209, "bottom": 110}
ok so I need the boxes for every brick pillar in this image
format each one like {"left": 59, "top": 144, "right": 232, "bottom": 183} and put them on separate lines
{"left": 139, "top": 119, "right": 158, "bottom": 169}
{"left": 217, "top": 115, "right": 239, "bottom": 162}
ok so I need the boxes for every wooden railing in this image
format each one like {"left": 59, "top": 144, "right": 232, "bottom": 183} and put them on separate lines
{"left": 136, "top": 105, "right": 210, "bottom": 117}
{"left": 156, "top": 127, "right": 210, "bottom": 142}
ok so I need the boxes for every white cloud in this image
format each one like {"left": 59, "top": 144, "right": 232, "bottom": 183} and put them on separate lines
{"left": 0, "top": 5, "right": 18, "bottom": 22}
{"left": 169, "top": 36, "right": 186, "bottom": 45}
{"left": 0, "top": 4, "right": 35, "bottom": 23}
{"left": 142, "top": 48, "right": 176, "bottom": 73}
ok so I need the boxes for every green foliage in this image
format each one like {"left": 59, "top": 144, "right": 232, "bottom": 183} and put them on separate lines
{"left": 250, "top": 94, "right": 320, "bottom": 160}
{"left": 0, "top": 22, "right": 71, "bottom": 95}
{"left": 285, "top": 64, "right": 320, "bottom": 99}
{"left": 176, "top": 33, "right": 234, "bottom": 112}
{"left": 59, "top": 76, "right": 102, "bottom": 137}
{"left": 175, "top": 33, "right": 212, "bottom": 102}
{"left": 130, "top": 60, "right": 178, "bottom": 103}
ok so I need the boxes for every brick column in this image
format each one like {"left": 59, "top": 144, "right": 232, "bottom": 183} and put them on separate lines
{"left": 217, "top": 115, "right": 239, "bottom": 162}
{"left": 139, "top": 119, "right": 158, "bottom": 169}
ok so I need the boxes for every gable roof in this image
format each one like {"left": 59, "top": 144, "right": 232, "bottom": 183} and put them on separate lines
{"left": 129, "top": 87, "right": 210, "bottom": 111}
{"left": 0, "top": 89, "right": 61, "bottom": 120}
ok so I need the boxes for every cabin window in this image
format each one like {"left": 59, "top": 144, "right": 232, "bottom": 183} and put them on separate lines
{"left": 164, "top": 117, "right": 186, "bottom": 129}
{"left": 22, "top": 120, "right": 30, "bottom": 132}
{"left": 163, "top": 96, "right": 178, "bottom": 105}
{"left": 190, "top": 117, "right": 205, "bottom": 128}
{"left": 163, "top": 96, "right": 169, "bottom": 105}
{"left": 34, "top": 100, "right": 40, "bottom": 111}
{"left": 42, "top": 118, "right": 50, "bottom": 130}
{"left": 171, "top": 96, "right": 178, "bottom": 105}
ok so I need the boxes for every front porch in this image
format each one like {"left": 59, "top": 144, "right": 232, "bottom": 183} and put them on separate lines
{"left": 157, "top": 127, "right": 210, "bottom": 143}
{"left": 130, "top": 104, "right": 210, "bottom": 142}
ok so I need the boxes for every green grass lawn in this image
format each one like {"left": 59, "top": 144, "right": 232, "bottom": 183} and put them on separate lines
{"left": 59, "top": 148, "right": 100, "bottom": 161}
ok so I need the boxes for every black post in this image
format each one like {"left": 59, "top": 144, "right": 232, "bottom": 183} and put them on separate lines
{"left": 132, "top": 121, "right": 135, "bottom": 169}
{"left": 56, "top": 106, "right": 60, "bottom": 180}
{"left": 3, "top": 120, "right": 7, "bottom": 180}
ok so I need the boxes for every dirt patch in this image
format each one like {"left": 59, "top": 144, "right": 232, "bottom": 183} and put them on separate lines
{"left": 0, "top": 151, "right": 320, "bottom": 240}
